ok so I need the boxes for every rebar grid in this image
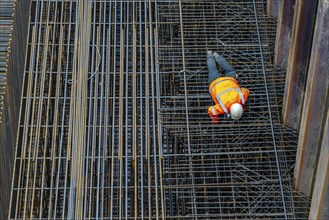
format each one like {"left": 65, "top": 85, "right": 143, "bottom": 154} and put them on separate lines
{"left": 0, "top": 0, "right": 16, "bottom": 122}
{"left": 9, "top": 0, "right": 310, "bottom": 219}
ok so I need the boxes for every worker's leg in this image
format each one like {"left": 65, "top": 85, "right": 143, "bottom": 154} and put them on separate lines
{"left": 213, "top": 53, "right": 237, "bottom": 79}
{"left": 207, "top": 51, "right": 221, "bottom": 83}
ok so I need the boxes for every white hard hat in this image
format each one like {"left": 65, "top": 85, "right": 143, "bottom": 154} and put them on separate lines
{"left": 230, "top": 103, "right": 243, "bottom": 120}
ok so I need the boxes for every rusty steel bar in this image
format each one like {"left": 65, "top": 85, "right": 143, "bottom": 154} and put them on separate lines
{"left": 8, "top": 0, "right": 311, "bottom": 219}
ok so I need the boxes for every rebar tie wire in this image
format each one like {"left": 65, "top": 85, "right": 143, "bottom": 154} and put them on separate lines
{"left": 178, "top": 66, "right": 206, "bottom": 80}
{"left": 67, "top": 45, "right": 101, "bottom": 84}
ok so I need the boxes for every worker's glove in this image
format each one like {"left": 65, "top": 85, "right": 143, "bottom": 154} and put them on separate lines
{"left": 211, "top": 116, "right": 220, "bottom": 124}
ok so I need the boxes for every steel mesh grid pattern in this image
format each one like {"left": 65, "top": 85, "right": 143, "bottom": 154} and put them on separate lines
{"left": 9, "top": 0, "right": 310, "bottom": 219}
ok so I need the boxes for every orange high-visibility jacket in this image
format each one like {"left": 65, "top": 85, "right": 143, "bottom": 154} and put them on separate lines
{"left": 208, "top": 76, "right": 250, "bottom": 118}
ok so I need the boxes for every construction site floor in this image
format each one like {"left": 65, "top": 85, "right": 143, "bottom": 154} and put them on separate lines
{"left": 9, "top": 0, "right": 310, "bottom": 219}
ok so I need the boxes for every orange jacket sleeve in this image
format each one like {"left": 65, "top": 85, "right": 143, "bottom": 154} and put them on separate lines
{"left": 241, "top": 88, "right": 250, "bottom": 103}
{"left": 208, "top": 104, "right": 225, "bottom": 118}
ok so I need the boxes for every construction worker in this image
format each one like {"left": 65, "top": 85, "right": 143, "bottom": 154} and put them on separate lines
{"left": 207, "top": 51, "right": 250, "bottom": 121}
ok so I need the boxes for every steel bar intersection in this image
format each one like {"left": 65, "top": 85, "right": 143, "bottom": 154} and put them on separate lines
{"left": 9, "top": 0, "right": 310, "bottom": 219}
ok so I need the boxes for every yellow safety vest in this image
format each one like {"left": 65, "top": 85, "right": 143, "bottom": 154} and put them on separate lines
{"left": 208, "top": 76, "right": 250, "bottom": 117}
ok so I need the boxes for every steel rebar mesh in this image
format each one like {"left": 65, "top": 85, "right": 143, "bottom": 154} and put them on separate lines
{"left": 9, "top": 0, "right": 310, "bottom": 219}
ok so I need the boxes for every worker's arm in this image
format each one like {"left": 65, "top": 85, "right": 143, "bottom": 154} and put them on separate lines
{"left": 241, "top": 88, "right": 250, "bottom": 103}
{"left": 208, "top": 104, "right": 225, "bottom": 118}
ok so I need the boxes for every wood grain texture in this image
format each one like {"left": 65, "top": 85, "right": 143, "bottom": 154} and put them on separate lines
{"left": 274, "top": 0, "right": 296, "bottom": 69}
{"left": 294, "top": 0, "right": 329, "bottom": 197}
{"left": 282, "top": 0, "right": 319, "bottom": 130}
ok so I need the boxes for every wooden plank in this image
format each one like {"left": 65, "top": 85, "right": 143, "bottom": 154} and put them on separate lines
{"left": 282, "top": 0, "right": 319, "bottom": 130}
{"left": 294, "top": 0, "right": 329, "bottom": 197}
{"left": 267, "top": 0, "right": 283, "bottom": 18}
{"left": 274, "top": 0, "right": 296, "bottom": 69}
{"left": 309, "top": 110, "right": 329, "bottom": 219}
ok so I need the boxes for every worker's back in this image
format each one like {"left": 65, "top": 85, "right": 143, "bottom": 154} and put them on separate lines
{"left": 208, "top": 76, "right": 249, "bottom": 116}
